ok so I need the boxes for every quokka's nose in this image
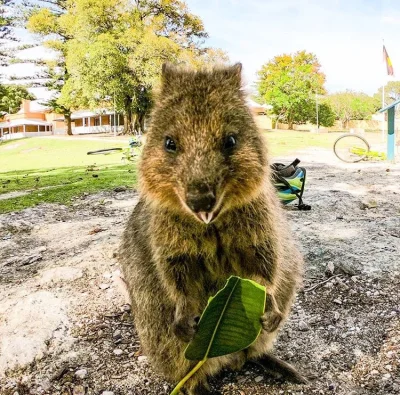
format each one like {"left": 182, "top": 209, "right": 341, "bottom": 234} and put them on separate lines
{"left": 186, "top": 190, "right": 216, "bottom": 213}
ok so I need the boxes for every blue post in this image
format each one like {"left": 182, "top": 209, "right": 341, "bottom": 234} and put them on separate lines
{"left": 387, "top": 107, "right": 395, "bottom": 162}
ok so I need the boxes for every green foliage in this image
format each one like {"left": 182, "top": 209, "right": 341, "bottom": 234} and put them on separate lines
{"left": 326, "top": 91, "right": 380, "bottom": 127}
{"left": 59, "top": 0, "right": 227, "bottom": 133}
{"left": 257, "top": 50, "right": 326, "bottom": 128}
{"left": 0, "top": 0, "right": 13, "bottom": 38}
{"left": 185, "top": 276, "right": 266, "bottom": 360}
{"left": 0, "top": 85, "right": 35, "bottom": 114}
{"left": 20, "top": 0, "right": 227, "bottom": 134}
{"left": 374, "top": 81, "right": 400, "bottom": 110}
{"left": 171, "top": 276, "right": 266, "bottom": 395}
{"left": 0, "top": 0, "right": 16, "bottom": 66}
{"left": 308, "top": 101, "right": 336, "bottom": 127}
{"left": 23, "top": 0, "right": 72, "bottom": 132}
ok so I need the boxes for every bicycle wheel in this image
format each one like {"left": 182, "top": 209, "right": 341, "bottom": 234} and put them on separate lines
{"left": 87, "top": 148, "right": 123, "bottom": 155}
{"left": 333, "top": 134, "right": 370, "bottom": 163}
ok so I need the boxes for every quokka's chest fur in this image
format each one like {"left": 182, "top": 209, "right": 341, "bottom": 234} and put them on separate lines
{"left": 149, "top": 205, "right": 279, "bottom": 289}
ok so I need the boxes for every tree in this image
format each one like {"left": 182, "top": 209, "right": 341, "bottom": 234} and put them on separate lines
{"left": 374, "top": 81, "right": 400, "bottom": 108}
{"left": 257, "top": 50, "right": 326, "bottom": 129}
{"left": 326, "top": 91, "right": 380, "bottom": 128}
{"left": 59, "top": 0, "right": 226, "bottom": 134}
{"left": 0, "top": 0, "right": 15, "bottom": 67}
{"left": 309, "top": 101, "right": 336, "bottom": 127}
{"left": 22, "top": 0, "right": 74, "bottom": 134}
{"left": 0, "top": 84, "right": 35, "bottom": 114}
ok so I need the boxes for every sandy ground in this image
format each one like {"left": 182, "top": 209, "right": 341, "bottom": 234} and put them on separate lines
{"left": 0, "top": 148, "right": 399, "bottom": 395}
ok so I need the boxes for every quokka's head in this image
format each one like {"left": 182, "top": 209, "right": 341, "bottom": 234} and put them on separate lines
{"left": 140, "top": 62, "right": 268, "bottom": 224}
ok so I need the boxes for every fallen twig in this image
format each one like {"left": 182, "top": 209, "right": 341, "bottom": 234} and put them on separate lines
{"left": 304, "top": 274, "right": 341, "bottom": 293}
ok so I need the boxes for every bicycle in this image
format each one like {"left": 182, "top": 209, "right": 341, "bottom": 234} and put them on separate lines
{"left": 87, "top": 135, "right": 143, "bottom": 163}
{"left": 333, "top": 133, "right": 386, "bottom": 163}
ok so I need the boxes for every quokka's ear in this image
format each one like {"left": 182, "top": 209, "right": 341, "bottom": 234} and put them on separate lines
{"left": 222, "top": 62, "right": 242, "bottom": 89}
{"left": 161, "top": 62, "right": 177, "bottom": 91}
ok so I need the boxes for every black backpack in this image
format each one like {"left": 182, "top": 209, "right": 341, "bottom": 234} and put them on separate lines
{"left": 270, "top": 159, "right": 311, "bottom": 211}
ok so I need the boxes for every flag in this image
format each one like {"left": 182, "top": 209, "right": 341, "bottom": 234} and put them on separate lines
{"left": 383, "top": 45, "right": 394, "bottom": 76}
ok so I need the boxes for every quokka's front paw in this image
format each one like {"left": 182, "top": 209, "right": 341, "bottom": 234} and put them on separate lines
{"left": 172, "top": 316, "right": 199, "bottom": 342}
{"left": 260, "top": 311, "right": 282, "bottom": 332}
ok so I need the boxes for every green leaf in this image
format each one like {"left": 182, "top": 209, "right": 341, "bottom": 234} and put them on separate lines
{"left": 184, "top": 276, "right": 266, "bottom": 361}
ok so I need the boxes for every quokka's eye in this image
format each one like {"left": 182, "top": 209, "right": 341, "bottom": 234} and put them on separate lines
{"left": 165, "top": 137, "right": 177, "bottom": 153}
{"left": 223, "top": 135, "right": 236, "bottom": 152}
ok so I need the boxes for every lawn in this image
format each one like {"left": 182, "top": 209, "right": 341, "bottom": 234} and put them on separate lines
{"left": 0, "top": 136, "right": 130, "bottom": 172}
{"left": 264, "top": 130, "right": 340, "bottom": 155}
{"left": 0, "top": 131, "right": 346, "bottom": 213}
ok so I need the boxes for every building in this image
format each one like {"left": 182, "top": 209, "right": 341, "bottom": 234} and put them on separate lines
{"left": 0, "top": 100, "right": 54, "bottom": 139}
{"left": 0, "top": 98, "right": 273, "bottom": 140}
{"left": 53, "top": 110, "right": 124, "bottom": 135}
{"left": 0, "top": 100, "right": 123, "bottom": 140}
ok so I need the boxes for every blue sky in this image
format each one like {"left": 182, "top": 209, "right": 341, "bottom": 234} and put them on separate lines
{"left": 187, "top": 0, "right": 400, "bottom": 95}
{"left": 2, "top": 0, "right": 400, "bottom": 100}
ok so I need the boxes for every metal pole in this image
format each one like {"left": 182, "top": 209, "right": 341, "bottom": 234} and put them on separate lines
{"left": 382, "top": 39, "right": 386, "bottom": 143}
{"left": 382, "top": 83, "right": 385, "bottom": 142}
{"left": 387, "top": 106, "right": 395, "bottom": 162}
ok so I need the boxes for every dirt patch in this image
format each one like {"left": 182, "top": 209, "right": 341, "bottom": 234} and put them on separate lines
{"left": 0, "top": 153, "right": 399, "bottom": 395}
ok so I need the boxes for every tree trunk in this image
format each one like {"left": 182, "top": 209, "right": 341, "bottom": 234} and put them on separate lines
{"left": 123, "top": 111, "right": 133, "bottom": 134}
{"left": 65, "top": 113, "right": 72, "bottom": 136}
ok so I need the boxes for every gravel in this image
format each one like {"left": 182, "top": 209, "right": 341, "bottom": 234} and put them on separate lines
{"left": 0, "top": 152, "right": 399, "bottom": 394}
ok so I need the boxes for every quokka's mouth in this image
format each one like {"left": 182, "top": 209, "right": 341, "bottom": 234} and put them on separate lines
{"left": 196, "top": 211, "right": 215, "bottom": 224}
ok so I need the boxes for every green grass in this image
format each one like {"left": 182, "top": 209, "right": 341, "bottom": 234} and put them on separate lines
{"left": 264, "top": 130, "right": 340, "bottom": 156}
{"left": 0, "top": 131, "right": 352, "bottom": 213}
{"left": 0, "top": 136, "right": 129, "bottom": 172}
{"left": 0, "top": 164, "right": 137, "bottom": 213}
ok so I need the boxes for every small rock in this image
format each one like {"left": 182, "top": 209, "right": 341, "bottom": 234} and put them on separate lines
{"left": 298, "top": 320, "right": 310, "bottom": 332}
{"left": 122, "top": 304, "right": 131, "bottom": 313}
{"left": 114, "top": 186, "right": 127, "bottom": 192}
{"left": 371, "top": 370, "right": 379, "bottom": 375}
{"left": 99, "top": 283, "right": 110, "bottom": 290}
{"left": 73, "top": 385, "right": 85, "bottom": 395}
{"left": 75, "top": 369, "right": 88, "bottom": 379}
{"left": 89, "top": 227, "right": 105, "bottom": 235}
{"left": 254, "top": 375, "right": 263, "bottom": 383}
{"left": 360, "top": 199, "right": 378, "bottom": 209}
{"left": 325, "top": 262, "right": 335, "bottom": 276}
{"left": 113, "top": 330, "right": 122, "bottom": 340}
{"left": 328, "top": 383, "right": 335, "bottom": 390}
{"left": 101, "top": 392, "right": 115, "bottom": 395}
{"left": 138, "top": 355, "right": 148, "bottom": 363}
{"left": 336, "top": 262, "right": 356, "bottom": 276}
{"left": 333, "top": 298, "right": 342, "bottom": 305}
{"left": 334, "top": 312, "right": 340, "bottom": 321}
{"left": 37, "top": 246, "right": 47, "bottom": 253}
{"left": 113, "top": 349, "right": 123, "bottom": 356}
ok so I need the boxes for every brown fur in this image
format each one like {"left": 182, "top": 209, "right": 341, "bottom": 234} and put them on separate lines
{"left": 118, "top": 63, "right": 304, "bottom": 394}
